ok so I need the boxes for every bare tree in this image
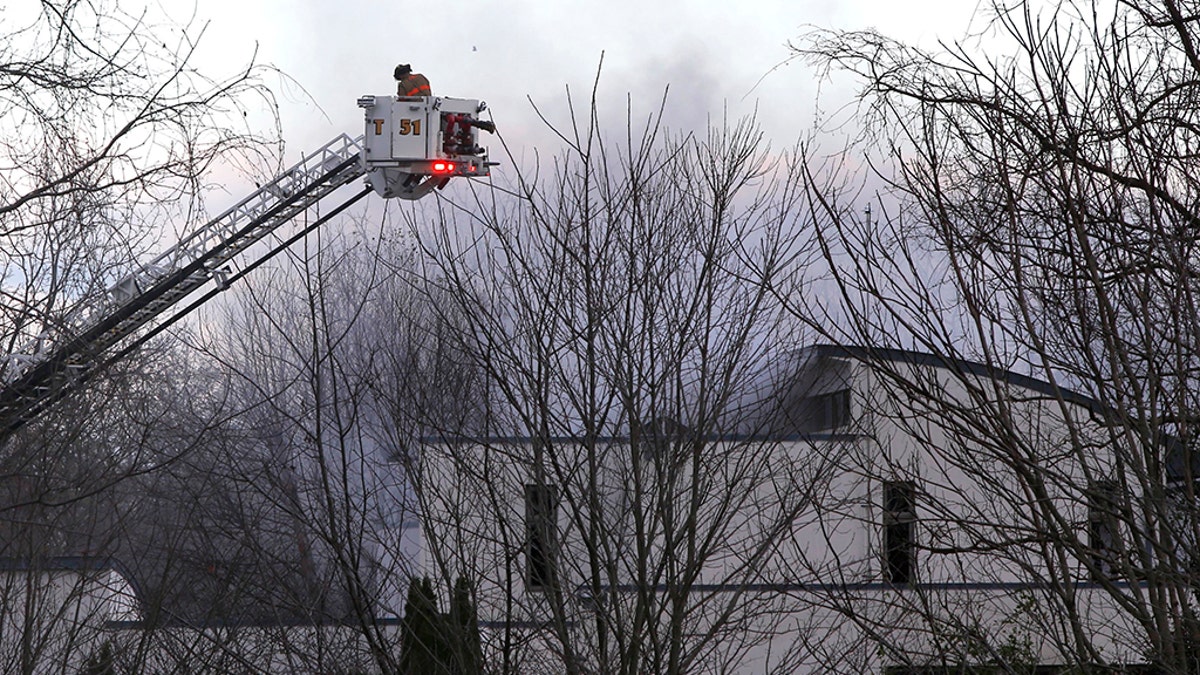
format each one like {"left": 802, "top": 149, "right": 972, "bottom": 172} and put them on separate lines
{"left": 0, "top": 0, "right": 276, "bottom": 379}
{"left": 386, "top": 88, "right": 819, "bottom": 673}
{"left": 790, "top": 0, "right": 1200, "bottom": 671}
{"left": 0, "top": 1, "right": 282, "bottom": 671}
{"left": 189, "top": 84, "right": 828, "bottom": 673}
{"left": 187, "top": 224, "right": 424, "bottom": 673}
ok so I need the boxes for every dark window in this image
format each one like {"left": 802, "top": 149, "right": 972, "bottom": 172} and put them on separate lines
{"left": 525, "top": 483, "right": 558, "bottom": 590}
{"left": 798, "top": 389, "right": 851, "bottom": 432}
{"left": 883, "top": 481, "right": 917, "bottom": 584}
{"left": 1088, "top": 480, "right": 1120, "bottom": 580}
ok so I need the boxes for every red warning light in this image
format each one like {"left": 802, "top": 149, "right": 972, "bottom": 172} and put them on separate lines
{"left": 432, "top": 161, "right": 456, "bottom": 173}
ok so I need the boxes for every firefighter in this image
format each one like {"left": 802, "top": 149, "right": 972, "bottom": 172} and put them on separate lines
{"left": 394, "top": 64, "right": 431, "bottom": 97}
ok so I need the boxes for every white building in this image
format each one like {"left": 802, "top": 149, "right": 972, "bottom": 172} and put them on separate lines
{"left": 414, "top": 345, "right": 1172, "bottom": 673}
{"left": 2, "top": 345, "right": 1173, "bottom": 673}
{"left": 0, "top": 556, "right": 140, "bottom": 673}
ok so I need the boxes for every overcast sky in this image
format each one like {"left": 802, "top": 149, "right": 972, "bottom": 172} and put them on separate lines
{"left": 193, "top": 0, "right": 982, "bottom": 174}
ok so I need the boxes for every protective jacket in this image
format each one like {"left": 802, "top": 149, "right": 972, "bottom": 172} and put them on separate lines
{"left": 397, "top": 73, "right": 431, "bottom": 97}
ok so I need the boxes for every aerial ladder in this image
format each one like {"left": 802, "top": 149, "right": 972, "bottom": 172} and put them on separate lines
{"left": 0, "top": 94, "right": 495, "bottom": 442}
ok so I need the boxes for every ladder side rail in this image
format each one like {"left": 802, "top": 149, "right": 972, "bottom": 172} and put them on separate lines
{"left": 161, "top": 133, "right": 362, "bottom": 270}
{"left": 0, "top": 159, "right": 362, "bottom": 426}
{"left": 0, "top": 142, "right": 365, "bottom": 426}
{"left": 193, "top": 157, "right": 364, "bottom": 279}
{"left": 15, "top": 154, "right": 363, "bottom": 382}
{"left": 2, "top": 135, "right": 364, "bottom": 383}
{"left": 40, "top": 134, "right": 363, "bottom": 344}
{"left": 0, "top": 186, "right": 374, "bottom": 438}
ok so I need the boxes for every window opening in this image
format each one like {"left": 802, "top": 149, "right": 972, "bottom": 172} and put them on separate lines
{"left": 1088, "top": 480, "right": 1121, "bottom": 581}
{"left": 883, "top": 480, "right": 917, "bottom": 584}
{"left": 525, "top": 483, "right": 558, "bottom": 590}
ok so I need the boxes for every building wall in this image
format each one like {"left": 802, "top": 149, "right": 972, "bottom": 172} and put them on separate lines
{"left": 0, "top": 565, "right": 138, "bottom": 674}
{"left": 412, "top": 351, "right": 1157, "bottom": 673}
{"left": 0, "top": 352, "right": 1159, "bottom": 673}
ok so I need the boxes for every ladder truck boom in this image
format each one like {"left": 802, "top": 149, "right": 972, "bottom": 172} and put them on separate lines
{"left": 0, "top": 94, "right": 495, "bottom": 440}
